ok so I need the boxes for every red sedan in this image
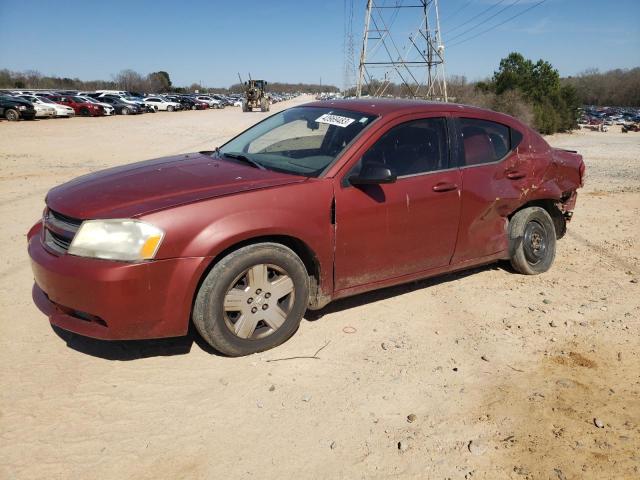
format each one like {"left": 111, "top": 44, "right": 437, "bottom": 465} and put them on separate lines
{"left": 47, "top": 95, "right": 104, "bottom": 117}
{"left": 28, "top": 99, "right": 584, "bottom": 356}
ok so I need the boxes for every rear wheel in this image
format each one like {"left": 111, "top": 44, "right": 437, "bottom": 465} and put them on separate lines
{"left": 193, "top": 243, "right": 310, "bottom": 356}
{"left": 191, "top": 105, "right": 197, "bottom": 110}
{"left": 508, "top": 207, "right": 556, "bottom": 275}
{"left": 5, "top": 109, "right": 19, "bottom": 121}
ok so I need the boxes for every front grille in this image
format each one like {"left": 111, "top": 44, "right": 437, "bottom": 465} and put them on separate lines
{"left": 43, "top": 209, "right": 82, "bottom": 254}
{"left": 48, "top": 209, "right": 82, "bottom": 231}
{"left": 45, "top": 229, "right": 72, "bottom": 252}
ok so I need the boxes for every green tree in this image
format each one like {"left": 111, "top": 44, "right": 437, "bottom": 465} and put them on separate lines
{"left": 147, "top": 71, "right": 172, "bottom": 92}
{"left": 490, "top": 52, "right": 578, "bottom": 134}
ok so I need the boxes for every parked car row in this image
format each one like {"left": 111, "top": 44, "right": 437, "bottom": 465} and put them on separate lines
{"left": 1, "top": 89, "right": 301, "bottom": 121}
{"left": 579, "top": 105, "right": 640, "bottom": 131}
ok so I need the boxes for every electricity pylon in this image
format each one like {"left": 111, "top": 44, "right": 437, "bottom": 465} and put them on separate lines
{"left": 356, "top": 0, "right": 448, "bottom": 101}
{"left": 343, "top": 0, "right": 357, "bottom": 92}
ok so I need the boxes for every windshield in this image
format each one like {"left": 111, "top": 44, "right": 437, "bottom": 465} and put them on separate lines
{"left": 219, "top": 107, "right": 376, "bottom": 177}
{"left": 72, "top": 96, "right": 86, "bottom": 103}
{"left": 37, "top": 96, "right": 55, "bottom": 104}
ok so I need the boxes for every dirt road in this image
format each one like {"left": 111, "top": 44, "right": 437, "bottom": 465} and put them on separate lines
{"left": 1, "top": 100, "right": 638, "bottom": 479}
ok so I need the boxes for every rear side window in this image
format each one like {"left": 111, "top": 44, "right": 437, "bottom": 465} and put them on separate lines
{"left": 459, "top": 118, "right": 512, "bottom": 166}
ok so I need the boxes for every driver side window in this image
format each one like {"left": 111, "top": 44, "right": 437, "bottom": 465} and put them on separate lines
{"left": 352, "top": 118, "right": 449, "bottom": 178}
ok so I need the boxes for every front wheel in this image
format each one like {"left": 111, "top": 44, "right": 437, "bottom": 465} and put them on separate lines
{"left": 167, "top": 105, "right": 174, "bottom": 112}
{"left": 5, "top": 109, "right": 19, "bottom": 121}
{"left": 193, "top": 243, "right": 310, "bottom": 356}
{"left": 121, "top": 107, "right": 130, "bottom": 115}
{"left": 508, "top": 207, "right": 556, "bottom": 275}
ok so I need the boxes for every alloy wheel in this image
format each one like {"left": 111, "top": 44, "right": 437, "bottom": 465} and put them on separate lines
{"left": 222, "top": 263, "right": 295, "bottom": 340}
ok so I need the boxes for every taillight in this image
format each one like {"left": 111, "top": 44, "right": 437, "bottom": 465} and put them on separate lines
{"left": 579, "top": 158, "right": 586, "bottom": 186}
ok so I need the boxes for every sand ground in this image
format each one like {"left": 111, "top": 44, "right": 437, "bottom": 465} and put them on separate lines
{"left": 1, "top": 98, "right": 638, "bottom": 479}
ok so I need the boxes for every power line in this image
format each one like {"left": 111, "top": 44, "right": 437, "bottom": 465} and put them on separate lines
{"left": 447, "top": 0, "right": 548, "bottom": 48}
{"left": 445, "top": 0, "right": 524, "bottom": 44}
{"left": 446, "top": 0, "right": 507, "bottom": 35}
{"left": 440, "top": 0, "right": 473, "bottom": 24}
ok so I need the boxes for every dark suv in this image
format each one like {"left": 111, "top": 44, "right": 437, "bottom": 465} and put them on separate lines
{"left": 98, "top": 96, "right": 142, "bottom": 115}
{"left": 0, "top": 95, "right": 37, "bottom": 121}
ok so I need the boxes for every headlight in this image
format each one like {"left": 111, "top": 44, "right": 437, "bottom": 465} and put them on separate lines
{"left": 17, "top": 105, "right": 27, "bottom": 110}
{"left": 68, "top": 219, "right": 164, "bottom": 262}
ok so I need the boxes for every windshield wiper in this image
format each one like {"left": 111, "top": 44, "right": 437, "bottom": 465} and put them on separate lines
{"left": 221, "top": 152, "right": 265, "bottom": 170}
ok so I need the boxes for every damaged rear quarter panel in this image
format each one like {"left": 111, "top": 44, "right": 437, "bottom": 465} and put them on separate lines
{"left": 451, "top": 126, "right": 578, "bottom": 264}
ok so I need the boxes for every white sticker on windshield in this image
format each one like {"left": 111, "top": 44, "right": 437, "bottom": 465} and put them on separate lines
{"left": 315, "top": 113, "right": 355, "bottom": 128}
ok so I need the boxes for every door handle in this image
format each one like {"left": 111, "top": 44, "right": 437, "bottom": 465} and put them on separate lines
{"left": 505, "top": 170, "right": 526, "bottom": 180}
{"left": 432, "top": 182, "right": 458, "bottom": 192}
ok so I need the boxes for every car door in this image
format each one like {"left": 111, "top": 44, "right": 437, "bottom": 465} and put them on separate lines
{"left": 449, "top": 116, "right": 528, "bottom": 263}
{"left": 333, "top": 115, "right": 462, "bottom": 291}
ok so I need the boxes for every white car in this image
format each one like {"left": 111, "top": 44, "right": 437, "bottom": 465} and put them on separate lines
{"left": 194, "top": 95, "right": 222, "bottom": 109}
{"left": 17, "top": 95, "right": 74, "bottom": 118}
{"left": 143, "top": 96, "right": 181, "bottom": 112}
{"left": 33, "top": 103, "right": 56, "bottom": 118}
{"left": 76, "top": 96, "right": 115, "bottom": 116}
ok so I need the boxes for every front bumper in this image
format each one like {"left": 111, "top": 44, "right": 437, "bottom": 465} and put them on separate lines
{"left": 20, "top": 110, "right": 37, "bottom": 120}
{"left": 35, "top": 109, "right": 56, "bottom": 118}
{"left": 28, "top": 224, "right": 208, "bottom": 340}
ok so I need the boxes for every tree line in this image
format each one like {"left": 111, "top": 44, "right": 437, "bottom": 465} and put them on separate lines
{"left": 563, "top": 68, "right": 640, "bottom": 107}
{"left": 2, "top": 59, "right": 637, "bottom": 134}
{"left": 0, "top": 68, "right": 339, "bottom": 94}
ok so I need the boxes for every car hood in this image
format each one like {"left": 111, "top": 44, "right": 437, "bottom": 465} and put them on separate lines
{"left": 46, "top": 153, "right": 306, "bottom": 219}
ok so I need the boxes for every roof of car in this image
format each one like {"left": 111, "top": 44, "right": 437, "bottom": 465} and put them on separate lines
{"left": 302, "top": 97, "right": 525, "bottom": 128}
{"left": 303, "top": 97, "right": 492, "bottom": 115}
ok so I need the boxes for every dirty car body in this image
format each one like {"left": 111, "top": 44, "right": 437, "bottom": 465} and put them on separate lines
{"left": 27, "top": 99, "right": 585, "bottom": 355}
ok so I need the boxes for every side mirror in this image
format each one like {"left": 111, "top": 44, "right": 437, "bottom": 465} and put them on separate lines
{"left": 349, "top": 164, "right": 397, "bottom": 185}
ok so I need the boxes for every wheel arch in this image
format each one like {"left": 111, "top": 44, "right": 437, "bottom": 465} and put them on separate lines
{"left": 509, "top": 199, "right": 566, "bottom": 239}
{"left": 190, "top": 234, "right": 325, "bottom": 320}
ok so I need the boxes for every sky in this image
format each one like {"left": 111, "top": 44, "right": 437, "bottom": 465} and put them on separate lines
{"left": 0, "top": 0, "right": 638, "bottom": 89}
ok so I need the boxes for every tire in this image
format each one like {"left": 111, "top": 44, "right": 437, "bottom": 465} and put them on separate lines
{"left": 121, "top": 107, "right": 130, "bottom": 115}
{"left": 167, "top": 105, "right": 174, "bottom": 112}
{"left": 4, "top": 109, "right": 19, "bottom": 121}
{"left": 242, "top": 101, "right": 248, "bottom": 112}
{"left": 191, "top": 105, "right": 197, "bottom": 110}
{"left": 508, "top": 207, "right": 556, "bottom": 275}
{"left": 193, "top": 243, "right": 310, "bottom": 356}
{"left": 80, "top": 108, "right": 90, "bottom": 117}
